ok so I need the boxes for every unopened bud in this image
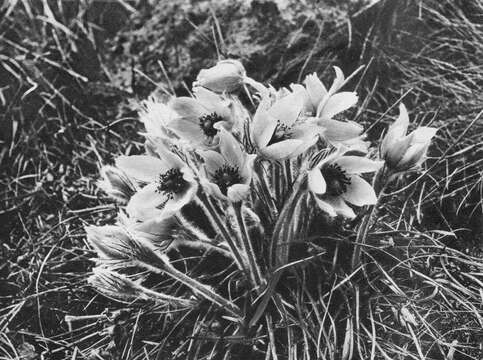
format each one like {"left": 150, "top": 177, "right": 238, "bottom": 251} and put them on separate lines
{"left": 381, "top": 103, "right": 437, "bottom": 172}
{"left": 194, "top": 59, "right": 246, "bottom": 93}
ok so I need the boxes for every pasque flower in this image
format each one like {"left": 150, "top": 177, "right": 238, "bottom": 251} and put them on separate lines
{"left": 308, "top": 149, "right": 383, "bottom": 218}
{"left": 250, "top": 91, "right": 319, "bottom": 161}
{"left": 292, "top": 67, "right": 363, "bottom": 145}
{"left": 380, "top": 103, "right": 438, "bottom": 172}
{"left": 115, "top": 144, "right": 198, "bottom": 221}
{"left": 201, "top": 126, "right": 256, "bottom": 202}
{"left": 168, "top": 87, "right": 235, "bottom": 148}
{"left": 194, "top": 59, "right": 246, "bottom": 93}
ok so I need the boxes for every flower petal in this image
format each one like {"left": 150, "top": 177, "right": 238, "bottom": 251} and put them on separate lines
{"left": 202, "top": 150, "right": 225, "bottom": 176}
{"left": 169, "top": 97, "right": 206, "bottom": 119}
{"left": 318, "top": 92, "right": 358, "bottom": 119}
{"left": 325, "top": 196, "right": 356, "bottom": 218}
{"left": 116, "top": 155, "right": 167, "bottom": 183}
{"left": 268, "top": 91, "right": 303, "bottom": 127}
{"left": 126, "top": 183, "right": 167, "bottom": 221}
{"left": 169, "top": 118, "right": 206, "bottom": 145}
{"left": 304, "top": 73, "right": 327, "bottom": 111}
{"left": 342, "top": 175, "right": 377, "bottom": 206}
{"left": 193, "top": 87, "right": 230, "bottom": 119}
{"left": 262, "top": 139, "right": 307, "bottom": 160}
{"left": 381, "top": 103, "right": 410, "bottom": 155}
{"left": 165, "top": 182, "right": 198, "bottom": 215}
{"left": 410, "top": 126, "right": 437, "bottom": 143}
{"left": 218, "top": 127, "right": 244, "bottom": 167}
{"left": 328, "top": 66, "right": 345, "bottom": 94}
{"left": 315, "top": 197, "right": 337, "bottom": 217}
{"left": 318, "top": 119, "right": 363, "bottom": 142}
{"left": 251, "top": 97, "right": 278, "bottom": 148}
{"left": 335, "top": 156, "right": 383, "bottom": 174}
{"left": 227, "top": 183, "right": 250, "bottom": 202}
{"left": 308, "top": 168, "right": 326, "bottom": 195}
{"left": 396, "top": 142, "right": 429, "bottom": 170}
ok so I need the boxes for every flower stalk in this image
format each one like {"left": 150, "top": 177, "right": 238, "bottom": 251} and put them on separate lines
{"left": 233, "top": 201, "right": 264, "bottom": 289}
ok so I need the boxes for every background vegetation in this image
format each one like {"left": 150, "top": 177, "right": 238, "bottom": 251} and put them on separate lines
{"left": 1, "top": 0, "right": 481, "bottom": 359}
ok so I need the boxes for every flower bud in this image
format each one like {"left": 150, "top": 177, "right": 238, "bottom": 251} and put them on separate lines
{"left": 194, "top": 59, "right": 246, "bottom": 93}
{"left": 381, "top": 103, "right": 437, "bottom": 172}
{"left": 98, "top": 166, "right": 137, "bottom": 204}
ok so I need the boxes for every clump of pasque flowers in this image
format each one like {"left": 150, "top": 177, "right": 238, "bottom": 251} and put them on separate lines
{"left": 87, "top": 59, "right": 437, "bottom": 334}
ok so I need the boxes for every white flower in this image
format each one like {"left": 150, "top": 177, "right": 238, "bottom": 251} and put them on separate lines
{"left": 115, "top": 144, "right": 198, "bottom": 221}
{"left": 194, "top": 59, "right": 246, "bottom": 93}
{"left": 308, "top": 149, "right": 383, "bottom": 218}
{"left": 168, "top": 87, "right": 234, "bottom": 148}
{"left": 381, "top": 103, "right": 438, "bottom": 172}
{"left": 250, "top": 90, "right": 318, "bottom": 161}
{"left": 201, "top": 126, "right": 256, "bottom": 202}
{"left": 292, "top": 67, "right": 363, "bottom": 145}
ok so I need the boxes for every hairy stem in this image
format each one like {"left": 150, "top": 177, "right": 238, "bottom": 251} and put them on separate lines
{"left": 233, "top": 201, "right": 264, "bottom": 289}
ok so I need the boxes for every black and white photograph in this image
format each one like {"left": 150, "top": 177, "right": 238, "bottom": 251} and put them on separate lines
{"left": 1, "top": 0, "right": 482, "bottom": 359}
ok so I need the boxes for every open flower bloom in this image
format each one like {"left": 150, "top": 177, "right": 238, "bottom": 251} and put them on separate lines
{"left": 194, "top": 59, "right": 246, "bottom": 93}
{"left": 115, "top": 145, "right": 198, "bottom": 221}
{"left": 168, "top": 87, "right": 234, "bottom": 148}
{"left": 381, "top": 103, "right": 438, "bottom": 172}
{"left": 251, "top": 91, "right": 319, "bottom": 161}
{"left": 308, "top": 149, "right": 383, "bottom": 218}
{"left": 291, "top": 67, "right": 363, "bottom": 145}
{"left": 201, "top": 126, "right": 256, "bottom": 202}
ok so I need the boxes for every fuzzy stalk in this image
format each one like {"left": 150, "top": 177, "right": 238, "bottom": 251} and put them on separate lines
{"left": 196, "top": 191, "right": 248, "bottom": 274}
{"left": 350, "top": 166, "right": 389, "bottom": 270}
{"left": 233, "top": 201, "right": 264, "bottom": 289}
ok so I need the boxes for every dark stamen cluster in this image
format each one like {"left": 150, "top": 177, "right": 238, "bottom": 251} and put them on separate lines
{"left": 199, "top": 112, "right": 223, "bottom": 138}
{"left": 156, "top": 168, "right": 188, "bottom": 198}
{"left": 267, "top": 121, "right": 292, "bottom": 146}
{"left": 213, "top": 164, "right": 243, "bottom": 195}
{"left": 320, "top": 164, "right": 351, "bottom": 196}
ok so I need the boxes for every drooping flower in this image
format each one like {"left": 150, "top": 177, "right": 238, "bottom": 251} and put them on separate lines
{"left": 250, "top": 91, "right": 319, "bottom": 161}
{"left": 308, "top": 149, "right": 383, "bottom": 218}
{"left": 380, "top": 103, "right": 438, "bottom": 172}
{"left": 201, "top": 126, "right": 256, "bottom": 202}
{"left": 292, "top": 67, "right": 363, "bottom": 145}
{"left": 194, "top": 59, "right": 246, "bottom": 93}
{"left": 168, "top": 87, "right": 235, "bottom": 148}
{"left": 115, "top": 144, "right": 198, "bottom": 221}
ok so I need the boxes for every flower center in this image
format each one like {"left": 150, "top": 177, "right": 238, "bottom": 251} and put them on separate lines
{"left": 199, "top": 112, "right": 223, "bottom": 138}
{"left": 267, "top": 121, "right": 292, "bottom": 146}
{"left": 320, "top": 164, "right": 351, "bottom": 196}
{"left": 156, "top": 168, "right": 188, "bottom": 198}
{"left": 213, "top": 164, "right": 243, "bottom": 195}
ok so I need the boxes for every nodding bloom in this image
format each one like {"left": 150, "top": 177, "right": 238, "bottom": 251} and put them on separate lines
{"left": 168, "top": 87, "right": 235, "bottom": 148}
{"left": 194, "top": 59, "right": 246, "bottom": 93}
{"left": 381, "top": 103, "right": 438, "bottom": 172}
{"left": 115, "top": 144, "right": 198, "bottom": 221}
{"left": 308, "top": 149, "right": 383, "bottom": 218}
{"left": 292, "top": 66, "right": 363, "bottom": 145}
{"left": 201, "top": 126, "right": 256, "bottom": 202}
{"left": 250, "top": 91, "right": 319, "bottom": 161}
